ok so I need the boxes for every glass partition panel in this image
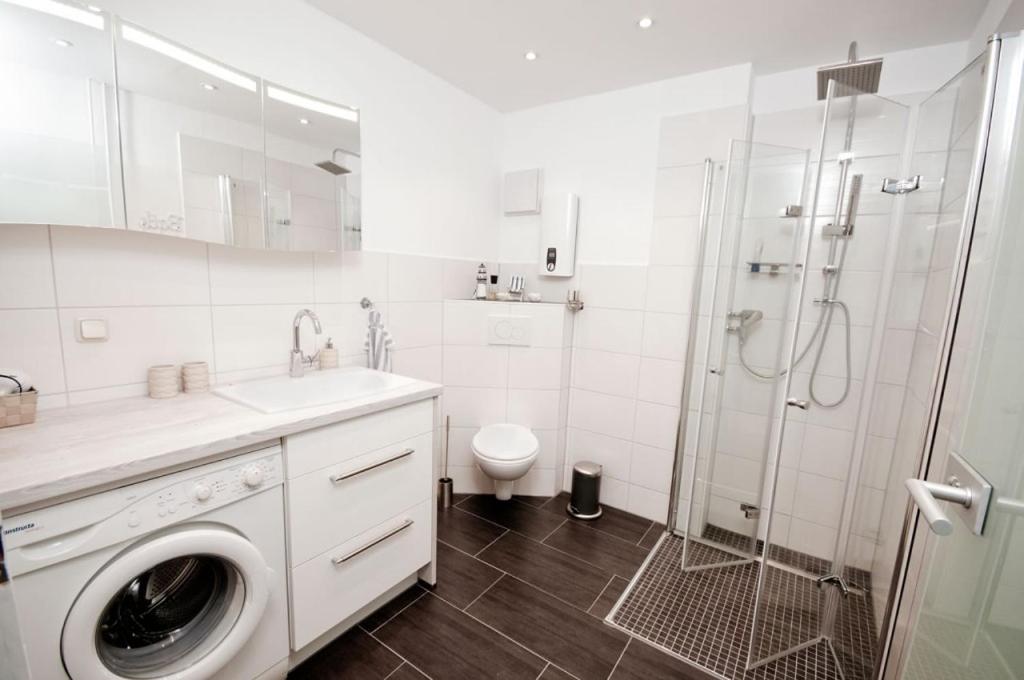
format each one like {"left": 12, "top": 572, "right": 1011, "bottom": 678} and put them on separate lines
{"left": 680, "top": 140, "right": 809, "bottom": 570}
{"left": 747, "top": 84, "right": 909, "bottom": 673}
{"left": 0, "top": 0, "right": 123, "bottom": 227}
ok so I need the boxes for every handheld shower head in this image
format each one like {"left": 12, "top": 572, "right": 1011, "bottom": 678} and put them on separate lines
{"left": 728, "top": 309, "right": 764, "bottom": 341}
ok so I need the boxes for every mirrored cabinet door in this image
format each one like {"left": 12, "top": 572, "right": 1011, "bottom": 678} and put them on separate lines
{"left": 0, "top": 1, "right": 124, "bottom": 228}
{"left": 113, "top": 19, "right": 266, "bottom": 246}
{"left": 262, "top": 82, "right": 361, "bottom": 251}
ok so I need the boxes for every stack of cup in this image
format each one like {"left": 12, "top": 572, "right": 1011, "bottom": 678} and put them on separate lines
{"left": 147, "top": 365, "right": 179, "bottom": 399}
{"left": 182, "top": 362, "right": 210, "bottom": 393}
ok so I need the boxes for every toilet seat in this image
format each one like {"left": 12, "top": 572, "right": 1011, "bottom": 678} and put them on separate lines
{"left": 472, "top": 424, "right": 539, "bottom": 462}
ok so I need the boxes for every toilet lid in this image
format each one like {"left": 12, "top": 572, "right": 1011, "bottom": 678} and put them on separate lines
{"left": 472, "top": 424, "right": 539, "bottom": 461}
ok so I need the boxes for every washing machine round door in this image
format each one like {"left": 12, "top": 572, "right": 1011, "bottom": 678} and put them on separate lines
{"left": 61, "top": 527, "right": 270, "bottom": 680}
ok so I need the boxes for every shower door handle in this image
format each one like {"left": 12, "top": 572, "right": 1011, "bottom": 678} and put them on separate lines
{"left": 904, "top": 479, "right": 970, "bottom": 536}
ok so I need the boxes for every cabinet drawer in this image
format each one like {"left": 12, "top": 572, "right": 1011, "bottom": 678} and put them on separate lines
{"left": 284, "top": 399, "right": 433, "bottom": 479}
{"left": 290, "top": 499, "right": 432, "bottom": 650}
{"left": 287, "top": 431, "right": 433, "bottom": 565}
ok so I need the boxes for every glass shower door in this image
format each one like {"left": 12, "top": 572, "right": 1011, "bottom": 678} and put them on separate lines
{"left": 680, "top": 140, "right": 808, "bottom": 570}
{"left": 747, "top": 81, "right": 910, "bottom": 673}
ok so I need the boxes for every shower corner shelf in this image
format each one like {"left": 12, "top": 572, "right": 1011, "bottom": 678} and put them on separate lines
{"left": 746, "top": 261, "right": 802, "bottom": 275}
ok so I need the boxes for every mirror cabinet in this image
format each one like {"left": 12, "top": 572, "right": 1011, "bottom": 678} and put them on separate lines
{"left": 0, "top": 0, "right": 361, "bottom": 252}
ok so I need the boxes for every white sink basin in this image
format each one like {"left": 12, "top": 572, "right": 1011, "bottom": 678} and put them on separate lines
{"left": 213, "top": 367, "right": 417, "bottom": 414}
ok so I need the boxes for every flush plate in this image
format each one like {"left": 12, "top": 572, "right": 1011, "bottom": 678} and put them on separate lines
{"left": 488, "top": 315, "right": 531, "bottom": 346}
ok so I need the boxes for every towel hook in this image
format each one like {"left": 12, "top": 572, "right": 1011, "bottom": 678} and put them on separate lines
{"left": 360, "top": 297, "right": 374, "bottom": 310}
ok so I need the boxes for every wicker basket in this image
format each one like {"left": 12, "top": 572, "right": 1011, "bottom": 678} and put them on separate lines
{"left": 0, "top": 388, "right": 38, "bottom": 428}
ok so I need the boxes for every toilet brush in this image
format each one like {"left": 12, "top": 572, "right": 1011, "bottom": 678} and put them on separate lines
{"left": 439, "top": 415, "right": 453, "bottom": 509}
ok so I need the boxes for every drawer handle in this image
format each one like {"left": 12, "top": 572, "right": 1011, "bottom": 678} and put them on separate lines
{"left": 329, "top": 448, "right": 415, "bottom": 484}
{"left": 331, "top": 519, "right": 414, "bottom": 565}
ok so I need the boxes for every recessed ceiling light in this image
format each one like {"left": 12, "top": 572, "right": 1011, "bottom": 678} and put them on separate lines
{"left": 638, "top": 16, "right": 654, "bottom": 29}
{"left": 53, "top": 38, "right": 73, "bottom": 47}
{"left": 298, "top": 118, "right": 310, "bottom": 125}
{"left": 86, "top": 4, "right": 102, "bottom": 11}
{"left": 524, "top": 50, "right": 537, "bottom": 61}
{"left": 266, "top": 85, "right": 359, "bottom": 123}
{"left": 200, "top": 82, "right": 218, "bottom": 91}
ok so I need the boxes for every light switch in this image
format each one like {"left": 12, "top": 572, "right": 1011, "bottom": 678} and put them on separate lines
{"left": 77, "top": 318, "right": 108, "bottom": 342}
{"left": 488, "top": 315, "right": 532, "bottom": 346}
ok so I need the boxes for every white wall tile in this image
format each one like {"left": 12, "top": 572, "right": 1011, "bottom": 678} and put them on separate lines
{"left": 507, "top": 389, "right": 560, "bottom": 430}
{"left": 0, "top": 309, "right": 65, "bottom": 395}
{"left": 507, "top": 347, "right": 563, "bottom": 390}
{"left": 637, "top": 357, "right": 684, "bottom": 406}
{"left": 578, "top": 265, "right": 647, "bottom": 310}
{"left": 645, "top": 265, "right": 696, "bottom": 314}
{"left": 515, "top": 303, "right": 567, "bottom": 347}
{"left": 627, "top": 486, "right": 669, "bottom": 522}
{"left": 653, "top": 164, "right": 707, "bottom": 218}
{"left": 569, "top": 389, "right": 636, "bottom": 440}
{"left": 442, "top": 259, "right": 482, "bottom": 300}
{"left": 442, "top": 346, "right": 509, "bottom": 388}
{"left": 633, "top": 401, "right": 680, "bottom": 450}
{"left": 442, "top": 386, "right": 508, "bottom": 427}
{"left": 208, "top": 245, "right": 314, "bottom": 305}
{"left": 566, "top": 427, "right": 632, "bottom": 481}
{"left": 0, "top": 225, "right": 56, "bottom": 308}
{"left": 792, "top": 472, "right": 845, "bottom": 528}
{"left": 572, "top": 348, "right": 639, "bottom": 398}
{"left": 391, "top": 346, "right": 442, "bottom": 383}
{"left": 573, "top": 307, "right": 644, "bottom": 355}
{"left": 443, "top": 300, "right": 502, "bottom": 345}
{"left": 211, "top": 304, "right": 301, "bottom": 374}
{"left": 388, "top": 302, "right": 442, "bottom": 349}
{"left": 641, "top": 312, "right": 688, "bottom": 361}
{"left": 313, "top": 252, "right": 345, "bottom": 303}
{"left": 786, "top": 518, "right": 837, "bottom": 561}
{"left": 59, "top": 306, "right": 214, "bottom": 391}
{"left": 51, "top": 226, "right": 210, "bottom": 307}
{"left": 629, "top": 443, "right": 674, "bottom": 494}
{"left": 650, "top": 217, "right": 701, "bottom": 267}
{"left": 389, "top": 254, "right": 443, "bottom": 302}
{"left": 315, "top": 302, "right": 376, "bottom": 357}
{"left": 338, "top": 251, "right": 388, "bottom": 304}
{"left": 799, "top": 424, "right": 854, "bottom": 480}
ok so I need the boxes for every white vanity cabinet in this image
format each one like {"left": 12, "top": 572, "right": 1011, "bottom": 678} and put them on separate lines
{"left": 282, "top": 399, "right": 436, "bottom": 650}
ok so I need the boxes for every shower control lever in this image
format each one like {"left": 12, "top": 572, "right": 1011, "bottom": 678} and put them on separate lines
{"left": 786, "top": 397, "right": 809, "bottom": 410}
{"left": 816, "top": 574, "right": 851, "bottom": 598}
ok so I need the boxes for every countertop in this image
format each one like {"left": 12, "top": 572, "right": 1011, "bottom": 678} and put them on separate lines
{"left": 0, "top": 378, "right": 441, "bottom": 514}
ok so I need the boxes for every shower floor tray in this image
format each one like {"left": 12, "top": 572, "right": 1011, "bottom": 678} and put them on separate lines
{"left": 606, "top": 533, "right": 877, "bottom": 680}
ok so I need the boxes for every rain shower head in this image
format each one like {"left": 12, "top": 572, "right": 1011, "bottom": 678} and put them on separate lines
{"left": 816, "top": 42, "right": 883, "bottom": 100}
{"left": 315, "top": 160, "right": 352, "bottom": 176}
{"left": 315, "top": 147, "right": 361, "bottom": 176}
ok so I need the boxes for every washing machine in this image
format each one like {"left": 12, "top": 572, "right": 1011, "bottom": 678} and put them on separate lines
{"left": 3, "top": 444, "right": 289, "bottom": 680}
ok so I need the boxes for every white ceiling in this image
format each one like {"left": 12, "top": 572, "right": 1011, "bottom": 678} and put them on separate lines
{"left": 307, "top": 0, "right": 988, "bottom": 111}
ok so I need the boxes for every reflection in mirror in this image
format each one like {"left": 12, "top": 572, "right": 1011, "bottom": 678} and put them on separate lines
{"left": 114, "top": 20, "right": 266, "bottom": 246}
{"left": 263, "top": 82, "right": 361, "bottom": 251}
{"left": 0, "top": 0, "right": 123, "bottom": 227}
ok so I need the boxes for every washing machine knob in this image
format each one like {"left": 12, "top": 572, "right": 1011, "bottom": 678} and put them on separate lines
{"left": 192, "top": 482, "right": 213, "bottom": 502}
{"left": 241, "top": 465, "right": 264, "bottom": 489}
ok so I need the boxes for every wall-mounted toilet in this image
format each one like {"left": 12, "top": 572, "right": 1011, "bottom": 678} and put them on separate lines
{"left": 471, "top": 423, "right": 539, "bottom": 500}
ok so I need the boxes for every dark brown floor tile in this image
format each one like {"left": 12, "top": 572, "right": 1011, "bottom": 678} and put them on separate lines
{"left": 542, "top": 492, "right": 654, "bottom": 543}
{"left": 588, "top": 575, "right": 630, "bottom": 619}
{"left": 385, "top": 664, "right": 429, "bottom": 680}
{"left": 538, "top": 665, "right": 575, "bottom": 680}
{"left": 609, "top": 639, "right": 718, "bottom": 680}
{"left": 289, "top": 626, "right": 401, "bottom": 679}
{"left": 375, "top": 592, "right": 545, "bottom": 680}
{"left": 469, "top": 576, "right": 628, "bottom": 680}
{"left": 459, "top": 494, "right": 566, "bottom": 540}
{"left": 431, "top": 541, "right": 502, "bottom": 609}
{"left": 437, "top": 506, "right": 506, "bottom": 554}
{"left": 360, "top": 585, "right": 427, "bottom": 632}
{"left": 477, "top": 531, "right": 611, "bottom": 609}
{"left": 638, "top": 522, "right": 666, "bottom": 549}
{"left": 513, "top": 494, "right": 551, "bottom": 508}
{"left": 452, "top": 493, "right": 472, "bottom": 506}
{"left": 543, "top": 521, "right": 649, "bottom": 578}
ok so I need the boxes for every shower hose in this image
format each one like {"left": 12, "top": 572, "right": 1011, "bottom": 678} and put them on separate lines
{"left": 735, "top": 234, "right": 853, "bottom": 408}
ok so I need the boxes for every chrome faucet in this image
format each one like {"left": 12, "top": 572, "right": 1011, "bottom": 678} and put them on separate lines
{"left": 290, "top": 309, "right": 322, "bottom": 378}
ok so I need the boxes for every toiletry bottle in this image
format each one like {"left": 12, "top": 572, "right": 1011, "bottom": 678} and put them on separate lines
{"left": 487, "top": 274, "right": 499, "bottom": 300}
{"left": 475, "top": 263, "right": 488, "bottom": 300}
{"left": 320, "top": 337, "right": 339, "bottom": 369}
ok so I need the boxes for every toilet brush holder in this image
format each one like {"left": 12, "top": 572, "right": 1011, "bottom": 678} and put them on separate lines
{"left": 439, "top": 477, "right": 453, "bottom": 509}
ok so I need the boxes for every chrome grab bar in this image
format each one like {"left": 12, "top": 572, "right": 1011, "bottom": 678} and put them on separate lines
{"left": 904, "top": 478, "right": 973, "bottom": 536}
{"left": 331, "top": 519, "right": 414, "bottom": 565}
{"left": 329, "top": 448, "right": 415, "bottom": 484}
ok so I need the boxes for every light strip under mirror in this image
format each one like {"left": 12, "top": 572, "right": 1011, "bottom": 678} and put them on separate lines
{"left": 265, "top": 85, "right": 359, "bottom": 122}
{"left": 119, "top": 23, "right": 258, "bottom": 92}
{"left": 2, "top": 0, "right": 104, "bottom": 29}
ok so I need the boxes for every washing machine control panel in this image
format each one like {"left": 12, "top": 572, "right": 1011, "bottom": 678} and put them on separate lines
{"left": 1, "top": 445, "right": 284, "bottom": 559}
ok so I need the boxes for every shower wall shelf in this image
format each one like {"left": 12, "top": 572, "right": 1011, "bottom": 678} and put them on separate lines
{"left": 746, "top": 261, "right": 802, "bottom": 275}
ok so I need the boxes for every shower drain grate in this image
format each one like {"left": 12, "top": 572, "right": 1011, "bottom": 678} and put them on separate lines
{"left": 607, "top": 534, "right": 877, "bottom": 680}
